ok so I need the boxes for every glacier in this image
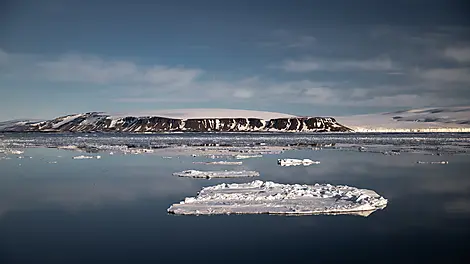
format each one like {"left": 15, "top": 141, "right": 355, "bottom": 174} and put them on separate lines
{"left": 167, "top": 180, "right": 388, "bottom": 216}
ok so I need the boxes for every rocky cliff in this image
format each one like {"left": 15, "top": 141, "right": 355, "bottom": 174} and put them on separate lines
{"left": 0, "top": 112, "right": 352, "bottom": 132}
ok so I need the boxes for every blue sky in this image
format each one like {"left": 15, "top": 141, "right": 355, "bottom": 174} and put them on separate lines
{"left": 1, "top": 0, "right": 470, "bottom": 120}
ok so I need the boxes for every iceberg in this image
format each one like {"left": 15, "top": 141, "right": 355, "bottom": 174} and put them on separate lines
{"left": 172, "top": 170, "right": 259, "bottom": 179}
{"left": 277, "top": 158, "right": 320, "bottom": 166}
{"left": 168, "top": 180, "right": 388, "bottom": 216}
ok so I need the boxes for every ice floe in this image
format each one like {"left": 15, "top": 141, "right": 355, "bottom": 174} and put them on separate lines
{"left": 234, "top": 154, "right": 263, "bottom": 159}
{"left": 172, "top": 170, "right": 259, "bottom": 179}
{"left": 417, "top": 161, "right": 449, "bottom": 164}
{"left": 168, "top": 180, "right": 388, "bottom": 216}
{"left": 277, "top": 158, "right": 320, "bottom": 166}
{"left": 72, "top": 155, "right": 100, "bottom": 160}
{"left": 193, "top": 161, "right": 243, "bottom": 165}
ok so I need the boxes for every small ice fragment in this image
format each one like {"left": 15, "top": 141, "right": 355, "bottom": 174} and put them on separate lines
{"left": 96, "top": 155, "right": 101, "bottom": 159}
{"left": 162, "top": 156, "right": 173, "bottom": 159}
{"left": 48, "top": 161, "right": 58, "bottom": 164}
{"left": 167, "top": 180, "right": 388, "bottom": 216}
{"left": 193, "top": 161, "right": 243, "bottom": 165}
{"left": 10, "top": 150, "right": 24, "bottom": 155}
{"left": 417, "top": 161, "right": 449, "bottom": 164}
{"left": 172, "top": 170, "right": 259, "bottom": 179}
{"left": 277, "top": 158, "right": 320, "bottom": 167}
{"left": 109, "top": 152, "right": 114, "bottom": 155}
{"left": 234, "top": 154, "right": 262, "bottom": 159}
{"left": 72, "top": 155, "right": 94, "bottom": 160}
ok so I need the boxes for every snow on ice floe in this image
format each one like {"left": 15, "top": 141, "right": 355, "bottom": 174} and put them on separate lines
{"left": 417, "top": 161, "right": 449, "bottom": 164}
{"left": 72, "top": 155, "right": 101, "bottom": 160}
{"left": 193, "top": 161, "right": 243, "bottom": 165}
{"left": 172, "top": 170, "right": 259, "bottom": 179}
{"left": 277, "top": 158, "right": 320, "bottom": 167}
{"left": 167, "top": 180, "right": 388, "bottom": 216}
{"left": 234, "top": 154, "right": 263, "bottom": 159}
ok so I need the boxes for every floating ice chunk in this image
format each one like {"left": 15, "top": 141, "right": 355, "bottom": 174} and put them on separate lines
{"left": 417, "top": 161, "right": 449, "bottom": 164}
{"left": 58, "top": 145, "right": 78, "bottom": 150}
{"left": 277, "top": 158, "right": 320, "bottom": 166}
{"left": 9, "top": 150, "right": 24, "bottom": 155}
{"left": 234, "top": 154, "right": 263, "bottom": 159}
{"left": 162, "top": 156, "right": 173, "bottom": 159}
{"left": 72, "top": 155, "right": 98, "bottom": 160}
{"left": 48, "top": 161, "right": 58, "bottom": 164}
{"left": 382, "top": 151, "right": 400, "bottom": 155}
{"left": 193, "top": 161, "right": 243, "bottom": 165}
{"left": 172, "top": 170, "right": 259, "bottom": 179}
{"left": 168, "top": 180, "right": 388, "bottom": 216}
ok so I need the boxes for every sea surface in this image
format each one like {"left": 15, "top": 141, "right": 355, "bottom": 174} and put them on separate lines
{"left": 1, "top": 133, "right": 470, "bottom": 263}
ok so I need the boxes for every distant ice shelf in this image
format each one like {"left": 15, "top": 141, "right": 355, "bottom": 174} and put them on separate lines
{"left": 172, "top": 170, "right": 260, "bottom": 179}
{"left": 277, "top": 158, "right": 320, "bottom": 166}
{"left": 168, "top": 180, "right": 388, "bottom": 216}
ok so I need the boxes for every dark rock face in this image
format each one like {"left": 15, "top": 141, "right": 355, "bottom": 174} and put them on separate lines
{"left": 0, "top": 112, "right": 352, "bottom": 133}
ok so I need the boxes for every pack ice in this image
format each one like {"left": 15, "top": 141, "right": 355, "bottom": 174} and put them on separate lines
{"left": 278, "top": 158, "right": 320, "bottom": 166}
{"left": 172, "top": 170, "right": 260, "bottom": 179}
{"left": 168, "top": 180, "right": 388, "bottom": 216}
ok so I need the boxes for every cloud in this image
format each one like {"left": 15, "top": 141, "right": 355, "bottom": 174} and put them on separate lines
{"left": 444, "top": 46, "right": 470, "bottom": 62}
{"left": 277, "top": 56, "right": 396, "bottom": 72}
{"left": 258, "top": 30, "right": 316, "bottom": 49}
{"left": 35, "top": 54, "right": 203, "bottom": 86}
{"left": 233, "top": 89, "right": 254, "bottom": 98}
{"left": 418, "top": 68, "right": 470, "bottom": 84}
{"left": 1, "top": 43, "right": 469, "bottom": 115}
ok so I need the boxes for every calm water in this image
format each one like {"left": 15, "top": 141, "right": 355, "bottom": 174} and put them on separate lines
{"left": 1, "top": 134, "right": 470, "bottom": 263}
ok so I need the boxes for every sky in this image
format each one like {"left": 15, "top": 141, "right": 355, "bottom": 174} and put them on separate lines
{"left": 1, "top": 0, "right": 470, "bottom": 120}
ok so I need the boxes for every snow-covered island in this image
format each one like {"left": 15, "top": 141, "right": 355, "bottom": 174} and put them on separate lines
{"left": 172, "top": 170, "right": 260, "bottom": 179}
{"left": 337, "top": 106, "right": 470, "bottom": 132}
{"left": 278, "top": 158, "right": 320, "bottom": 166}
{"left": 0, "top": 109, "right": 351, "bottom": 133}
{"left": 168, "top": 180, "right": 388, "bottom": 216}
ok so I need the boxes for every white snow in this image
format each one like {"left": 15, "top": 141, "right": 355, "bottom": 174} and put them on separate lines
{"left": 167, "top": 180, "right": 388, "bottom": 216}
{"left": 337, "top": 106, "right": 470, "bottom": 132}
{"left": 109, "top": 108, "right": 297, "bottom": 120}
{"left": 172, "top": 170, "right": 260, "bottom": 179}
{"left": 52, "top": 114, "right": 84, "bottom": 129}
{"left": 278, "top": 158, "right": 320, "bottom": 166}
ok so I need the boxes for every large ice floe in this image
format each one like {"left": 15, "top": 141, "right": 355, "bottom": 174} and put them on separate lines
{"left": 172, "top": 170, "right": 260, "bottom": 179}
{"left": 277, "top": 158, "right": 320, "bottom": 166}
{"left": 168, "top": 180, "right": 388, "bottom": 216}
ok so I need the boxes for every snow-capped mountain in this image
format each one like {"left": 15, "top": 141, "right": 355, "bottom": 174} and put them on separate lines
{"left": 337, "top": 106, "right": 470, "bottom": 132}
{"left": 0, "top": 109, "right": 352, "bottom": 133}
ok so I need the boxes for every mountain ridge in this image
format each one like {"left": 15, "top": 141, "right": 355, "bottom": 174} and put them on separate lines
{"left": 0, "top": 111, "right": 352, "bottom": 133}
